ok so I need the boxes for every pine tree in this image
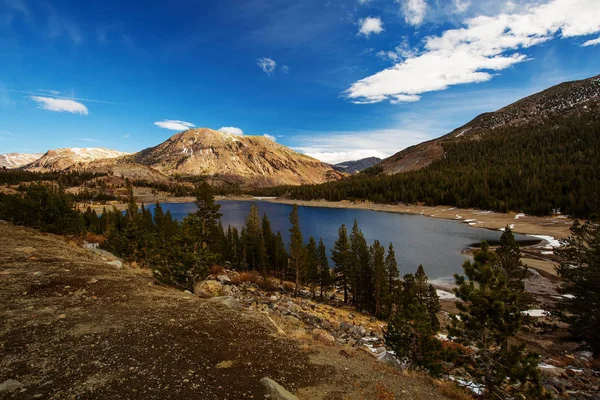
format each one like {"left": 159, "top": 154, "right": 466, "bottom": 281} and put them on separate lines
{"left": 450, "top": 241, "right": 548, "bottom": 399}
{"left": 331, "top": 224, "right": 351, "bottom": 304}
{"left": 317, "top": 238, "right": 332, "bottom": 299}
{"left": 305, "top": 236, "right": 320, "bottom": 298}
{"left": 496, "top": 226, "right": 528, "bottom": 291}
{"left": 555, "top": 218, "right": 600, "bottom": 356}
{"left": 371, "top": 240, "right": 387, "bottom": 317}
{"left": 288, "top": 204, "right": 304, "bottom": 296}
{"left": 262, "top": 213, "right": 275, "bottom": 274}
{"left": 349, "top": 220, "right": 371, "bottom": 310}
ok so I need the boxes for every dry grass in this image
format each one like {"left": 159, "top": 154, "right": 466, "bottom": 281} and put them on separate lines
{"left": 210, "top": 265, "right": 224, "bottom": 276}
{"left": 433, "top": 380, "right": 474, "bottom": 400}
{"left": 230, "top": 271, "right": 261, "bottom": 285}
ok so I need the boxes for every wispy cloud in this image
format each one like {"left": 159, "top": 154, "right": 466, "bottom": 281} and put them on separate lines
{"left": 347, "top": 0, "right": 600, "bottom": 105}
{"left": 218, "top": 126, "right": 244, "bottom": 135}
{"left": 37, "top": 89, "right": 61, "bottom": 95}
{"left": 121, "top": 134, "right": 130, "bottom": 139}
{"left": 281, "top": 65, "right": 290, "bottom": 74}
{"left": 289, "top": 128, "right": 432, "bottom": 164}
{"left": 400, "top": 0, "right": 428, "bottom": 26}
{"left": 582, "top": 36, "right": 600, "bottom": 46}
{"left": 358, "top": 17, "right": 384, "bottom": 37}
{"left": 263, "top": 133, "right": 276, "bottom": 141}
{"left": 257, "top": 57, "right": 277, "bottom": 75}
{"left": 31, "top": 96, "right": 88, "bottom": 115}
{"left": 154, "top": 120, "right": 195, "bottom": 131}
{"left": 78, "top": 137, "right": 99, "bottom": 142}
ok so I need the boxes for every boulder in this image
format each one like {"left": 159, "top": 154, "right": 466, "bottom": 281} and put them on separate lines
{"left": 216, "top": 274, "right": 231, "bottom": 284}
{"left": 0, "top": 379, "right": 23, "bottom": 392}
{"left": 106, "top": 260, "right": 122, "bottom": 269}
{"left": 208, "top": 296, "right": 240, "bottom": 309}
{"left": 193, "top": 280, "right": 223, "bottom": 298}
{"left": 260, "top": 377, "right": 298, "bottom": 400}
{"left": 312, "top": 328, "right": 335, "bottom": 346}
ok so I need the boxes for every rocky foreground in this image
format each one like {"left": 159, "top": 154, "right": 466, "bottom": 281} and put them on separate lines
{"left": 0, "top": 222, "right": 453, "bottom": 400}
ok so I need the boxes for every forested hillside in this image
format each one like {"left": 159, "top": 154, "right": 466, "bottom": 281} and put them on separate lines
{"left": 288, "top": 111, "right": 600, "bottom": 218}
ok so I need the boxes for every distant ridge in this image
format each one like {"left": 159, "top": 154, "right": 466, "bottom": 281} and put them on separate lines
{"left": 0, "top": 153, "right": 43, "bottom": 169}
{"left": 333, "top": 157, "right": 381, "bottom": 174}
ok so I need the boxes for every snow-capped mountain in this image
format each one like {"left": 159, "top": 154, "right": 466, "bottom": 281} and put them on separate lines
{"left": 0, "top": 153, "right": 43, "bottom": 169}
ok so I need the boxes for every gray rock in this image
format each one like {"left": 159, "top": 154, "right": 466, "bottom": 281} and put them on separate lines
{"left": 0, "top": 379, "right": 23, "bottom": 392}
{"left": 260, "top": 377, "right": 298, "bottom": 400}
{"left": 216, "top": 274, "right": 231, "bottom": 284}
{"left": 208, "top": 296, "right": 240, "bottom": 309}
{"left": 106, "top": 260, "right": 122, "bottom": 269}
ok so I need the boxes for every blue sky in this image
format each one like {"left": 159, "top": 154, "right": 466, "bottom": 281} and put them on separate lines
{"left": 1, "top": 0, "right": 599, "bottom": 163}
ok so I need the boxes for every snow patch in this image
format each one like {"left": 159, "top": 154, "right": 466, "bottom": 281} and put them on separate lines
{"left": 523, "top": 309, "right": 547, "bottom": 317}
{"left": 436, "top": 289, "right": 456, "bottom": 300}
{"left": 528, "top": 235, "right": 561, "bottom": 248}
{"left": 515, "top": 213, "right": 526, "bottom": 219}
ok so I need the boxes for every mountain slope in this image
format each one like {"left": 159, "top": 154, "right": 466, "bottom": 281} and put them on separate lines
{"left": 379, "top": 74, "right": 600, "bottom": 174}
{"left": 333, "top": 157, "right": 381, "bottom": 174}
{"left": 0, "top": 153, "right": 43, "bottom": 169}
{"left": 130, "top": 128, "right": 345, "bottom": 186}
{"left": 288, "top": 74, "right": 600, "bottom": 217}
{"left": 24, "top": 148, "right": 130, "bottom": 172}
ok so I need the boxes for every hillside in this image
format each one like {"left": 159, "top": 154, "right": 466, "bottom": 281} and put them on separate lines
{"left": 379, "top": 75, "right": 600, "bottom": 174}
{"left": 130, "top": 128, "right": 345, "bottom": 187}
{"left": 0, "top": 221, "right": 452, "bottom": 399}
{"left": 0, "top": 153, "right": 43, "bottom": 169}
{"left": 24, "top": 148, "right": 129, "bottom": 172}
{"left": 288, "top": 75, "right": 600, "bottom": 218}
{"left": 333, "top": 157, "right": 381, "bottom": 174}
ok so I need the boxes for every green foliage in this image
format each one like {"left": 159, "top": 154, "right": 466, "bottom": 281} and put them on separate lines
{"left": 286, "top": 113, "right": 600, "bottom": 218}
{"left": 0, "top": 169, "right": 107, "bottom": 187}
{"left": 289, "top": 204, "right": 305, "bottom": 296}
{"left": 450, "top": 242, "right": 547, "bottom": 399}
{"left": 331, "top": 224, "right": 351, "bottom": 304}
{"left": 385, "top": 301, "right": 443, "bottom": 376}
{"left": 555, "top": 218, "right": 600, "bottom": 356}
{"left": 0, "top": 183, "right": 84, "bottom": 235}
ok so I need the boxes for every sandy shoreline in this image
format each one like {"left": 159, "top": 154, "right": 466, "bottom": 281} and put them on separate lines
{"left": 218, "top": 196, "right": 574, "bottom": 240}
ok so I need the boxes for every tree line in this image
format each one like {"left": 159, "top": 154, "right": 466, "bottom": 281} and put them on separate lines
{"left": 3, "top": 182, "right": 600, "bottom": 399}
{"left": 285, "top": 112, "right": 600, "bottom": 218}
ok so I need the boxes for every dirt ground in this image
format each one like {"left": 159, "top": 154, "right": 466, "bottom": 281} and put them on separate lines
{"left": 0, "top": 222, "right": 452, "bottom": 400}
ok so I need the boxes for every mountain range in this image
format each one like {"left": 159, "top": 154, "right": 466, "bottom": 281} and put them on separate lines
{"left": 333, "top": 157, "right": 381, "bottom": 174}
{"left": 1, "top": 129, "right": 345, "bottom": 187}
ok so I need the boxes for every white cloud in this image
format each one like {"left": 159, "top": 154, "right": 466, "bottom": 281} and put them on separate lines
{"left": 347, "top": 0, "right": 600, "bottom": 105}
{"left": 582, "top": 36, "right": 600, "bottom": 46}
{"left": 263, "top": 133, "right": 276, "bottom": 141}
{"left": 31, "top": 96, "right": 88, "bottom": 115}
{"left": 37, "top": 89, "right": 61, "bottom": 96}
{"left": 218, "top": 126, "right": 244, "bottom": 135}
{"left": 289, "top": 128, "right": 432, "bottom": 165}
{"left": 359, "top": 17, "right": 384, "bottom": 37}
{"left": 453, "top": 0, "right": 471, "bottom": 13}
{"left": 121, "top": 134, "right": 130, "bottom": 139}
{"left": 376, "top": 38, "right": 417, "bottom": 63}
{"left": 154, "top": 120, "right": 195, "bottom": 131}
{"left": 281, "top": 65, "right": 290, "bottom": 74}
{"left": 400, "top": 0, "right": 428, "bottom": 26}
{"left": 257, "top": 57, "right": 277, "bottom": 75}
{"left": 358, "top": 0, "right": 371, "bottom": 5}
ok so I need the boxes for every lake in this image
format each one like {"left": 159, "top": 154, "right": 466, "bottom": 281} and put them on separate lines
{"left": 148, "top": 200, "right": 535, "bottom": 281}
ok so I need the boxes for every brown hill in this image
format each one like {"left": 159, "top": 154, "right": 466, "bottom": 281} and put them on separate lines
{"left": 0, "top": 153, "right": 43, "bottom": 169}
{"left": 24, "top": 148, "right": 129, "bottom": 172}
{"left": 379, "top": 74, "right": 600, "bottom": 174}
{"left": 130, "top": 128, "right": 345, "bottom": 186}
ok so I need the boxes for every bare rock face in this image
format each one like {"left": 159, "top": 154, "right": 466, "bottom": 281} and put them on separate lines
{"left": 131, "top": 128, "right": 346, "bottom": 187}
{"left": 259, "top": 378, "right": 298, "bottom": 400}
{"left": 378, "top": 74, "right": 600, "bottom": 175}
{"left": 0, "top": 153, "right": 43, "bottom": 169}
{"left": 24, "top": 148, "right": 129, "bottom": 172}
{"left": 193, "top": 280, "right": 223, "bottom": 298}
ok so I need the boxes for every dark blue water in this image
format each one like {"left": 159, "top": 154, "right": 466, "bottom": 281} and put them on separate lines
{"left": 148, "top": 200, "right": 533, "bottom": 281}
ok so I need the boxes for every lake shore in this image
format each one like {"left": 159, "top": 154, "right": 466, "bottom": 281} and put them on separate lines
{"left": 218, "top": 196, "right": 574, "bottom": 240}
